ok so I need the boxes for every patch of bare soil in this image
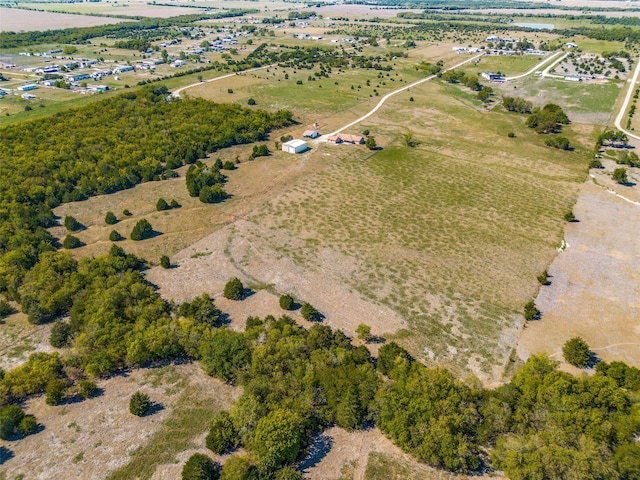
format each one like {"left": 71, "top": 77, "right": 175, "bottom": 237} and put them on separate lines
{"left": 516, "top": 176, "right": 640, "bottom": 369}
{"left": 0, "top": 310, "right": 54, "bottom": 371}
{"left": 0, "top": 7, "right": 127, "bottom": 32}
{"left": 1, "top": 364, "right": 237, "bottom": 480}
{"left": 299, "top": 426, "right": 503, "bottom": 480}
{"left": 145, "top": 218, "right": 407, "bottom": 340}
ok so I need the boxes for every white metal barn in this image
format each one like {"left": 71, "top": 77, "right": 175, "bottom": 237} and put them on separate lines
{"left": 282, "top": 139, "right": 308, "bottom": 154}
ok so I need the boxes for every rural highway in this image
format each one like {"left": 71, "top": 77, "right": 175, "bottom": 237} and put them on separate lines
{"left": 614, "top": 56, "right": 640, "bottom": 141}
{"left": 504, "top": 51, "right": 565, "bottom": 81}
{"left": 325, "top": 53, "right": 484, "bottom": 137}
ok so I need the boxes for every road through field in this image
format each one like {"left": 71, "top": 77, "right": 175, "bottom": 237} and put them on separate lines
{"left": 505, "top": 51, "right": 565, "bottom": 80}
{"left": 325, "top": 53, "right": 483, "bottom": 137}
{"left": 614, "top": 56, "right": 640, "bottom": 141}
{"left": 171, "top": 65, "right": 270, "bottom": 97}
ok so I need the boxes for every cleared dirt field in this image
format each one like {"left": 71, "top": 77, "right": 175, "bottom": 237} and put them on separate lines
{"left": 517, "top": 162, "right": 640, "bottom": 370}
{"left": 1, "top": 363, "right": 240, "bottom": 480}
{"left": 0, "top": 7, "right": 129, "bottom": 32}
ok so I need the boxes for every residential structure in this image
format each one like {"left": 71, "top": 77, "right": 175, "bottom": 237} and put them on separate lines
{"left": 303, "top": 130, "right": 321, "bottom": 138}
{"left": 327, "top": 133, "right": 365, "bottom": 144}
{"left": 481, "top": 72, "right": 505, "bottom": 82}
{"left": 17, "top": 84, "right": 38, "bottom": 91}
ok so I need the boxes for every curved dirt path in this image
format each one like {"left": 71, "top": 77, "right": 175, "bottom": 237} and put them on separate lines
{"left": 505, "top": 50, "right": 565, "bottom": 81}
{"left": 325, "top": 53, "right": 483, "bottom": 137}
{"left": 614, "top": 56, "right": 640, "bottom": 141}
{"left": 171, "top": 65, "right": 270, "bottom": 97}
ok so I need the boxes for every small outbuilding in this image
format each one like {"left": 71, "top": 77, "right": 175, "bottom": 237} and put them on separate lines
{"left": 282, "top": 139, "right": 308, "bottom": 154}
{"left": 303, "top": 129, "right": 321, "bottom": 138}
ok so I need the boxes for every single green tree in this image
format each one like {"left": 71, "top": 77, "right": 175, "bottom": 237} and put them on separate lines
{"left": 220, "top": 455, "right": 257, "bottom": 480}
{"left": 0, "top": 299, "right": 14, "bottom": 318}
{"left": 160, "top": 255, "right": 171, "bottom": 269}
{"left": 365, "top": 136, "right": 377, "bottom": 150}
{"left": 105, "top": 211, "right": 118, "bottom": 225}
{"left": 76, "top": 380, "right": 97, "bottom": 399}
{"left": 564, "top": 211, "right": 576, "bottom": 222}
{"left": 524, "top": 300, "right": 540, "bottom": 321}
{"left": 537, "top": 270, "right": 549, "bottom": 286}
{"left": 45, "top": 378, "right": 66, "bottom": 406}
{"left": 130, "top": 219, "right": 154, "bottom": 241}
{"left": 123, "top": 209, "right": 132, "bottom": 216}
{"left": 613, "top": 167, "right": 628, "bottom": 184}
{"left": 279, "top": 294, "right": 294, "bottom": 310}
{"left": 18, "top": 416, "right": 37, "bottom": 436}
{"left": 563, "top": 337, "right": 591, "bottom": 368}
{"left": 63, "top": 234, "right": 82, "bottom": 249}
{"left": 182, "top": 453, "right": 220, "bottom": 480}
{"left": 109, "top": 230, "right": 124, "bottom": 242}
{"left": 206, "top": 411, "right": 238, "bottom": 454}
{"left": 247, "top": 98, "right": 256, "bottom": 106}
{"left": 130, "top": 391, "right": 151, "bottom": 416}
{"left": 224, "top": 278, "right": 244, "bottom": 300}
{"left": 247, "top": 409, "right": 303, "bottom": 467}
{"left": 355, "top": 323, "right": 372, "bottom": 342}
{"left": 301, "top": 302, "right": 319, "bottom": 322}
{"left": 156, "top": 198, "right": 169, "bottom": 211}
{"left": 50, "top": 321, "right": 71, "bottom": 348}
{"left": 199, "top": 184, "right": 227, "bottom": 204}
{"left": 170, "top": 199, "right": 180, "bottom": 208}
{"left": 64, "top": 215, "right": 82, "bottom": 232}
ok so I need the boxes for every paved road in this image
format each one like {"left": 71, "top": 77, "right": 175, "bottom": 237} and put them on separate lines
{"left": 504, "top": 51, "right": 565, "bottom": 81}
{"left": 614, "top": 56, "right": 640, "bottom": 141}
{"left": 325, "top": 53, "right": 483, "bottom": 138}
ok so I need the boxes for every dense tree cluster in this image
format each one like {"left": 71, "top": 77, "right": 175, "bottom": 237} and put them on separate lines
{"left": 502, "top": 96, "right": 533, "bottom": 114}
{"left": 192, "top": 317, "right": 640, "bottom": 478}
{"left": 525, "top": 104, "right": 570, "bottom": 134}
{"left": 0, "top": 85, "right": 292, "bottom": 303}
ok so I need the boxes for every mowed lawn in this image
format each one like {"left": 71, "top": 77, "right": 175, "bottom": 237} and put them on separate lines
{"left": 251, "top": 79, "right": 589, "bottom": 378}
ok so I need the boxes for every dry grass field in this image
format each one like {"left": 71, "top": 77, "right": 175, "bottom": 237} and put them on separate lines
{"left": 0, "top": 7, "right": 129, "bottom": 32}
{"left": 517, "top": 160, "right": 640, "bottom": 371}
{"left": 1, "top": 363, "right": 241, "bottom": 480}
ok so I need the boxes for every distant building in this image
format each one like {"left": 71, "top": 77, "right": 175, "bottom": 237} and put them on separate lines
{"left": 282, "top": 139, "right": 308, "bottom": 154}
{"left": 303, "top": 130, "right": 321, "bottom": 138}
{"left": 327, "top": 133, "right": 365, "bottom": 145}
{"left": 113, "top": 65, "right": 134, "bottom": 73}
{"left": 481, "top": 72, "right": 505, "bottom": 82}
{"left": 17, "top": 84, "right": 38, "bottom": 91}
{"left": 66, "top": 73, "right": 91, "bottom": 82}
{"left": 565, "top": 42, "right": 578, "bottom": 49}
{"left": 565, "top": 75, "right": 582, "bottom": 82}
{"left": 21, "top": 93, "right": 36, "bottom": 99}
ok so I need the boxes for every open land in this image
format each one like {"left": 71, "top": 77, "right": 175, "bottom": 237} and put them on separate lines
{"left": 1, "top": 5, "right": 640, "bottom": 479}
{"left": 0, "top": 7, "right": 129, "bottom": 32}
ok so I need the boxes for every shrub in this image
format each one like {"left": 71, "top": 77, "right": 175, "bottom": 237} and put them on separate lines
{"left": 18, "top": 416, "right": 37, "bottom": 436}
{"left": 199, "top": 184, "right": 227, "bottom": 204}
{"left": 507, "top": 132, "right": 516, "bottom": 138}
{"left": 64, "top": 215, "right": 82, "bottom": 232}
{"left": 545, "top": 136, "right": 571, "bottom": 150}
{"left": 77, "top": 379, "right": 98, "bottom": 399}
{"left": 220, "top": 455, "right": 256, "bottom": 480}
{"left": 613, "top": 167, "right": 628, "bottom": 184}
{"left": 537, "top": 270, "right": 549, "bottom": 285}
{"left": 524, "top": 300, "right": 540, "bottom": 321}
{"left": 206, "top": 411, "right": 238, "bottom": 454}
{"left": 300, "top": 302, "right": 319, "bottom": 322}
{"left": 589, "top": 158, "right": 603, "bottom": 169}
{"left": 279, "top": 294, "right": 294, "bottom": 310}
{"left": 564, "top": 211, "right": 576, "bottom": 222}
{"left": 355, "top": 324, "right": 372, "bottom": 342}
{"left": 227, "top": 88, "right": 233, "bottom": 94}
{"left": 50, "top": 321, "right": 71, "bottom": 348}
{"left": 362, "top": 129, "right": 370, "bottom": 136}
{"left": 247, "top": 98, "right": 256, "bottom": 105}
{"left": 130, "top": 391, "right": 151, "bottom": 416}
{"left": 105, "top": 211, "right": 118, "bottom": 225}
{"left": 182, "top": 453, "right": 220, "bottom": 480}
{"left": 0, "top": 299, "right": 14, "bottom": 318}
{"left": 109, "top": 230, "right": 124, "bottom": 241}
{"left": 45, "top": 378, "right": 66, "bottom": 406}
{"left": 156, "top": 198, "right": 169, "bottom": 211}
{"left": 365, "top": 137, "right": 377, "bottom": 150}
{"left": 224, "top": 278, "right": 244, "bottom": 300}
{"left": 123, "top": 209, "right": 132, "bottom": 216}
{"left": 63, "top": 234, "right": 82, "bottom": 249}
{"left": 563, "top": 337, "right": 591, "bottom": 368}
{"left": 222, "top": 161, "right": 236, "bottom": 170}
{"left": 170, "top": 199, "right": 180, "bottom": 208}
{"left": 160, "top": 255, "right": 171, "bottom": 269}
{"left": 0, "top": 405, "right": 25, "bottom": 440}
{"left": 130, "top": 219, "right": 154, "bottom": 241}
